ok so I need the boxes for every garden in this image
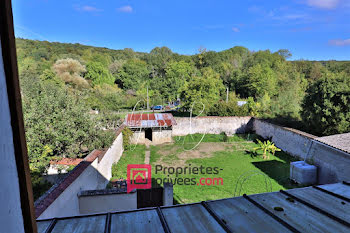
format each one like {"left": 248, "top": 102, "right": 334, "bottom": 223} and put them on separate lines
{"left": 111, "top": 133, "right": 302, "bottom": 204}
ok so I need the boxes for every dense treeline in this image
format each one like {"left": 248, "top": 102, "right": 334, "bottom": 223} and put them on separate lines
{"left": 16, "top": 38, "right": 350, "bottom": 197}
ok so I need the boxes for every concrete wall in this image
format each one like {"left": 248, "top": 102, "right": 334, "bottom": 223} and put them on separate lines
{"left": 131, "top": 130, "right": 145, "bottom": 144}
{"left": 153, "top": 129, "right": 172, "bottom": 144}
{"left": 131, "top": 129, "right": 172, "bottom": 144}
{"left": 78, "top": 191, "right": 137, "bottom": 214}
{"left": 172, "top": 116, "right": 253, "bottom": 136}
{"left": 0, "top": 39, "right": 25, "bottom": 233}
{"left": 253, "top": 119, "right": 350, "bottom": 184}
{"left": 37, "top": 131, "right": 124, "bottom": 219}
{"left": 253, "top": 119, "right": 314, "bottom": 159}
{"left": 309, "top": 141, "right": 350, "bottom": 184}
{"left": 96, "top": 133, "right": 124, "bottom": 189}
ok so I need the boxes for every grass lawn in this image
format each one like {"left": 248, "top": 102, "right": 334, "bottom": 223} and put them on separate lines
{"left": 150, "top": 134, "right": 301, "bottom": 204}
{"left": 110, "top": 134, "right": 302, "bottom": 204}
{"left": 111, "top": 145, "right": 146, "bottom": 180}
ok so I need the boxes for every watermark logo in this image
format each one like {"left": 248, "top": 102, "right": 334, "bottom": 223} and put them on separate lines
{"left": 127, "top": 164, "right": 152, "bottom": 193}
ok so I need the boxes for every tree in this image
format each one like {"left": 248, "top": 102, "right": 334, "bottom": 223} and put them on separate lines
{"left": 148, "top": 47, "right": 173, "bottom": 78}
{"left": 276, "top": 49, "right": 292, "bottom": 59}
{"left": 116, "top": 59, "right": 149, "bottom": 90}
{"left": 242, "top": 64, "right": 278, "bottom": 98}
{"left": 53, "top": 58, "right": 89, "bottom": 88}
{"left": 21, "top": 75, "right": 115, "bottom": 173}
{"left": 181, "top": 67, "right": 225, "bottom": 114}
{"left": 85, "top": 61, "right": 115, "bottom": 86}
{"left": 301, "top": 73, "right": 350, "bottom": 135}
{"left": 109, "top": 60, "right": 126, "bottom": 76}
{"left": 163, "top": 61, "right": 196, "bottom": 100}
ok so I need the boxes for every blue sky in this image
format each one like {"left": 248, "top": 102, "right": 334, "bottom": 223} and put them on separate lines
{"left": 12, "top": 0, "right": 350, "bottom": 60}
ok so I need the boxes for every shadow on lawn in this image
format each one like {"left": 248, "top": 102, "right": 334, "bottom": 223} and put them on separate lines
{"left": 252, "top": 151, "right": 302, "bottom": 189}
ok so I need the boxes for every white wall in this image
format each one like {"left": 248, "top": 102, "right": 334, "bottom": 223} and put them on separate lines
{"left": 253, "top": 119, "right": 314, "bottom": 159}
{"left": 0, "top": 40, "right": 25, "bottom": 233}
{"left": 253, "top": 119, "right": 350, "bottom": 184}
{"left": 37, "top": 160, "right": 101, "bottom": 219}
{"left": 131, "top": 130, "right": 145, "bottom": 144}
{"left": 37, "top": 132, "right": 124, "bottom": 219}
{"left": 172, "top": 116, "right": 253, "bottom": 136}
{"left": 153, "top": 129, "right": 172, "bottom": 144}
{"left": 96, "top": 133, "right": 124, "bottom": 189}
{"left": 309, "top": 141, "right": 350, "bottom": 184}
{"left": 78, "top": 191, "right": 137, "bottom": 214}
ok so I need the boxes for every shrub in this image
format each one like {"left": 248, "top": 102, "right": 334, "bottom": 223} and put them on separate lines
{"left": 122, "top": 127, "right": 134, "bottom": 150}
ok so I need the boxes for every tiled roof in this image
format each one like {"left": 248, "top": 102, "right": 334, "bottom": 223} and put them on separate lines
{"left": 37, "top": 182, "right": 350, "bottom": 233}
{"left": 315, "top": 133, "right": 350, "bottom": 154}
{"left": 125, "top": 113, "right": 177, "bottom": 128}
{"left": 49, "top": 158, "right": 83, "bottom": 166}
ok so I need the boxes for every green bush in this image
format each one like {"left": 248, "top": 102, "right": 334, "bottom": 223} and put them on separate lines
{"left": 122, "top": 127, "right": 134, "bottom": 150}
{"left": 301, "top": 73, "right": 350, "bottom": 135}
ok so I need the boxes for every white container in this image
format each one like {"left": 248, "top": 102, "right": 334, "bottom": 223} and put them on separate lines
{"left": 290, "top": 161, "right": 317, "bottom": 185}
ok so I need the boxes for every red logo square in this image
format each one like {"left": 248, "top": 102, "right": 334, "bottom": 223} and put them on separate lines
{"left": 127, "top": 164, "right": 152, "bottom": 193}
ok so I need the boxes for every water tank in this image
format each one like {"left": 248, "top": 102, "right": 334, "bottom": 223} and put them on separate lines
{"left": 290, "top": 161, "right": 317, "bottom": 185}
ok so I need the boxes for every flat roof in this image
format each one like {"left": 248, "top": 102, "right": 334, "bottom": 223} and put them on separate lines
{"left": 125, "top": 113, "right": 177, "bottom": 128}
{"left": 37, "top": 182, "right": 350, "bottom": 233}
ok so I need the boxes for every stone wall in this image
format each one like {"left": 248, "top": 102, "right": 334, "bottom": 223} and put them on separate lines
{"left": 152, "top": 129, "right": 172, "bottom": 144}
{"left": 131, "top": 128, "right": 173, "bottom": 144}
{"left": 130, "top": 130, "right": 145, "bottom": 144}
{"left": 172, "top": 116, "right": 253, "bottom": 136}
{"left": 253, "top": 119, "right": 350, "bottom": 184}
{"left": 253, "top": 119, "right": 316, "bottom": 159}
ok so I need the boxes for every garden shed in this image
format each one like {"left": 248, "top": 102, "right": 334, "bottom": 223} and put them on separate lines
{"left": 125, "top": 113, "right": 177, "bottom": 144}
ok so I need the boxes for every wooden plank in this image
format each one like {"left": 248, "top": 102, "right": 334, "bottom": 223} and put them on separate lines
{"left": 110, "top": 209, "right": 164, "bottom": 233}
{"left": 249, "top": 192, "right": 349, "bottom": 233}
{"left": 318, "top": 183, "right": 350, "bottom": 199}
{"left": 207, "top": 197, "right": 292, "bottom": 233}
{"left": 51, "top": 216, "right": 106, "bottom": 233}
{"left": 287, "top": 188, "right": 350, "bottom": 223}
{"left": 161, "top": 204, "right": 226, "bottom": 233}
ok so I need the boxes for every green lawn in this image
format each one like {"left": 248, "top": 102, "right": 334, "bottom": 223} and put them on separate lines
{"left": 111, "top": 145, "right": 146, "bottom": 180}
{"left": 150, "top": 134, "right": 301, "bottom": 204}
{"left": 111, "top": 134, "right": 302, "bottom": 204}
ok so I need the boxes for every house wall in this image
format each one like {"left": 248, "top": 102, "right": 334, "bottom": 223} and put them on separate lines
{"left": 172, "top": 116, "right": 253, "bottom": 136}
{"left": 253, "top": 119, "right": 350, "bottom": 184}
{"left": 0, "top": 40, "right": 25, "bottom": 233}
{"left": 37, "top": 160, "right": 101, "bottom": 219}
{"left": 78, "top": 191, "right": 137, "bottom": 215}
{"left": 37, "top": 131, "right": 124, "bottom": 219}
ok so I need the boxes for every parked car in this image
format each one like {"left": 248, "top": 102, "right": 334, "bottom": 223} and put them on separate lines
{"left": 151, "top": 105, "right": 163, "bottom": 110}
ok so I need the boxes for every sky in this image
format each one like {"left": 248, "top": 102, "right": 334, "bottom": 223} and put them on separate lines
{"left": 12, "top": 0, "right": 350, "bottom": 60}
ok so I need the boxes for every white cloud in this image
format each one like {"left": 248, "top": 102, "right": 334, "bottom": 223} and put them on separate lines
{"left": 232, "top": 27, "right": 240, "bottom": 32}
{"left": 117, "top": 5, "right": 133, "bottom": 13}
{"left": 82, "top": 6, "right": 101, "bottom": 12}
{"left": 329, "top": 38, "right": 350, "bottom": 46}
{"left": 75, "top": 5, "right": 102, "bottom": 12}
{"left": 306, "top": 0, "right": 340, "bottom": 9}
